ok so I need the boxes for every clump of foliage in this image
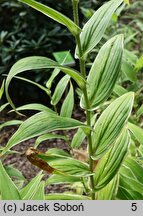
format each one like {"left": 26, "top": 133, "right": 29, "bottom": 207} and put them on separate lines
{"left": 0, "top": 0, "right": 143, "bottom": 200}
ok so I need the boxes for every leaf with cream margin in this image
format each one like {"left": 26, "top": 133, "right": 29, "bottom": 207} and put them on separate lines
{"left": 96, "top": 175, "right": 119, "bottom": 200}
{"left": 94, "top": 129, "right": 130, "bottom": 190}
{"left": 46, "top": 174, "right": 81, "bottom": 186}
{"left": 5, "top": 56, "right": 85, "bottom": 113}
{"left": 20, "top": 171, "right": 43, "bottom": 199}
{"left": 45, "top": 194, "right": 90, "bottom": 200}
{"left": 0, "top": 120, "right": 23, "bottom": 130}
{"left": 20, "top": 0, "right": 81, "bottom": 37}
{"left": 60, "top": 82, "right": 74, "bottom": 118}
{"left": 76, "top": 0, "right": 123, "bottom": 58}
{"left": 1, "top": 112, "right": 90, "bottom": 155}
{"left": 34, "top": 134, "right": 68, "bottom": 148}
{"left": 92, "top": 92, "right": 134, "bottom": 159}
{"left": 51, "top": 75, "right": 70, "bottom": 105}
{"left": 0, "top": 161, "right": 21, "bottom": 200}
{"left": 31, "top": 181, "right": 45, "bottom": 200}
{"left": 10, "top": 103, "right": 56, "bottom": 115}
{"left": 81, "top": 35, "right": 123, "bottom": 109}
{"left": 0, "top": 80, "right": 5, "bottom": 100}
{"left": 128, "top": 122, "right": 143, "bottom": 145}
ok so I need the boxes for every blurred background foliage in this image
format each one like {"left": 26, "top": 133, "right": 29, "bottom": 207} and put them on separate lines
{"left": 0, "top": 0, "right": 101, "bottom": 75}
{"left": 0, "top": 0, "right": 143, "bottom": 106}
{"left": 0, "top": 0, "right": 101, "bottom": 105}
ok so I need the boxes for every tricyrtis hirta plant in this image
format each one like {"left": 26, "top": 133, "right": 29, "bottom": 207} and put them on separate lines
{"left": 1, "top": 0, "right": 143, "bottom": 200}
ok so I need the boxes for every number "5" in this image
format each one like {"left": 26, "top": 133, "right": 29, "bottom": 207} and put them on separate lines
{"left": 131, "top": 203, "right": 137, "bottom": 211}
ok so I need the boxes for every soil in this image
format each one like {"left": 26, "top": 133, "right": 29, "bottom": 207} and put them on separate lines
{"left": 0, "top": 106, "right": 86, "bottom": 194}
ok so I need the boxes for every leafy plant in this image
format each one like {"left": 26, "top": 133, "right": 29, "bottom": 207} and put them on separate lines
{"left": 0, "top": 0, "right": 143, "bottom": 200}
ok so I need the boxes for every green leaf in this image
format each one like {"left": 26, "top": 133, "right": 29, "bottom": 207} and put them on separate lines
{"left": 20, "top": 0, "right": 81, "bottom": 37}
{"left": 138, "top": 145, "right": 143, "bottom": 155}
{"left": 5, "top": 56, "right": 85, "bottom": 112}
{"left": 49, "top": 158, "right": 90, "bottom": 177}
{"left": 37, "top": 153, "right": 91, "bottom": 177}
{"left": 117, "top": 187, "right": 143, "bottom": 200}
{"left": 0, "top": 160, "right": 21, "bottom": 200}
{"left": 92, "top": 92, "right": 134, "bottom": 159}
{"left": 124, "top": 32, "right": 138, "bottom": 46}
{"left": 0, "top": 80, "right": 5, "bottom": 100}
{"left": 119, "top": 173, "right": 143, "bottom": 195}
{"left": 71, "top": 127, "right": 86, "bottom": 149}
{"left": 120, "top": 164, "right": 136, "bottom": 180}
{"left": 0, "top": 120, "right": 23, "bottom": 130}
{"left": 46, "top": 68, "right": 60, "bottom": 90}
{"left": 113, "top": 84, "right": 127, "bottom": 96}
{"left": 76, "top": 0, "right": 123, "bottom": 58}
{"left": 135, "top": 55, "right": 143, "bottom": 72}
{"left": 34, "top": 134, "right": 67, "bottom": 148}
{"left": 46, "top": 51, "right": 72, "bottom": 89}
{"left": 93, "top": 129, "right": 130, "bottom": 190}
{"left": 117, "top": 157, "right": 143, "bottom": 199}
{"left": 46, "top": 174, "right": 81, "bottom": 186}
{"left": 36, "top": 150, "right": 90, "bottom": 177}
{"left": 137, "top": 105, "right": 143, "bottom": 117}
{"left": 128, "top": 122, "right": 143, "bottom": 145}
{"left": 20, "top": 171, "right": 43, "bottom": 199}
{"left": 81, "top": 35, "right": 124, "bottom": 109}
{"left": 53, "top": 51, "right": 75, "bottom": 66}
{"left": 37, "top": 149, "right": 90, "bottom": 176}
{"left": 96, "top": 175, "right": 119, "bottom": 200}
{"left": 60, "top": 82, "right": 74, "bottom": 118}
{"left": 35, "top": 148, "right": 71, "bottom": 166}
{"left": 123, "top": 49, "right": 138, "bottom": 65}
{"left": 51, "top": 75, "right": 70, "bottom": 105}
{"left": 121, "top": 60, "right": 137, "bottom": 82}
{"left": 45, "top": 193, "right": 90, "bottom": 200}
{"left": 4, "top": 165, "right": 26, "bottom": 181}
{"left": 46, "top": 148, "right": 71, "bottom": 158}
{"left": 31, "top": 181, "right": 45, "bottom": 200}
{"left": 1, "top": 112, "right": 89, "bottom": 155}
{"left": 121, "top": 157, "right": 143, "bottom": 184}
{"left": 0, "top": 148, "right": 18, "bottom": 155}
{"left": 0, "top": 103, "right": 9, "bottom": 113}
{"left": 10, "top": 103, "right": 56, "bottom": 115}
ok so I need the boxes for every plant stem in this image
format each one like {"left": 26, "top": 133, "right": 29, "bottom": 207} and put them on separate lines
{"left": 72, "top": 0, "right": 95, "bottom": 200}
{"left": 72, "top": 0, "right": 79, "bottom": 26}
{"left": 79, "top": 55, "right": 95, "bottom": 200}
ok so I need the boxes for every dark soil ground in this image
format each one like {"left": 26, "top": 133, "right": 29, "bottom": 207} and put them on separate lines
{"left": 0, "top": 106, "right": 86, "bottom": 194}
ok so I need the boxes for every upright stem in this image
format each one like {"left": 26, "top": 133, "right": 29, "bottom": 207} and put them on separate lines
{"left": 72, "top": 0, "right": 79, "bottom": 26}
{"left": 72, "top": 0, "right": 95, "bottom": 200}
